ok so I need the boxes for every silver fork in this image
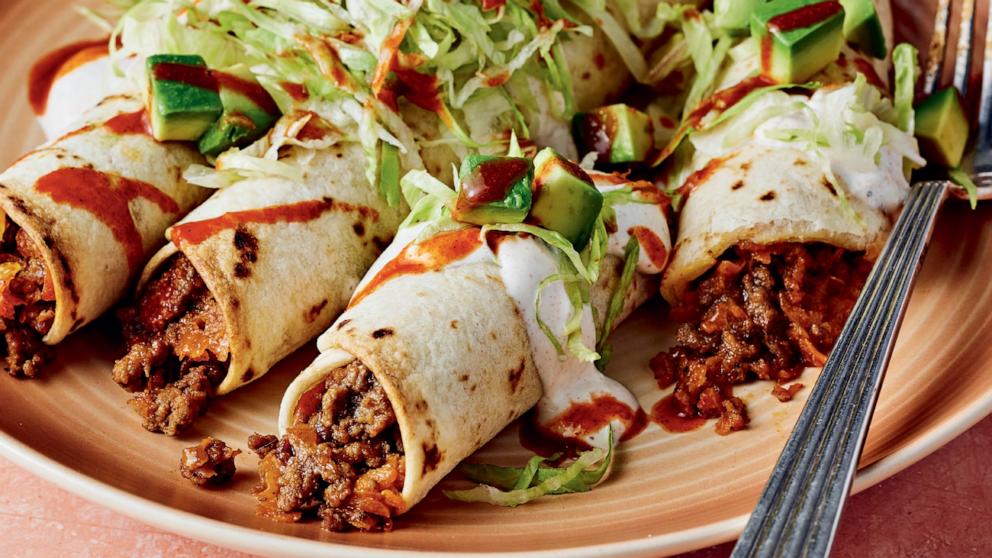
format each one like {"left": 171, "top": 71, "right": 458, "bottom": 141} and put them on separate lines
{"left": 731, "top": 2, "right": 992, "bottom": 557}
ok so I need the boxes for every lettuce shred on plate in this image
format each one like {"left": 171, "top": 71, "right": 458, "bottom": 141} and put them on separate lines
{"left": 444, "top": 429, "right": 614, "bottom": 506}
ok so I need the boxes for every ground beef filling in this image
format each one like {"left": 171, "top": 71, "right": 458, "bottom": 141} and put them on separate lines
{"left": 652, "top": 242, "right": 872, "bottom": 435}
{"left": 180, "top": 437, "right": 241, "bottom": 486}
{"left": 0, "top": 218, "right": 55, "bottom": 377}
{"left": 113, "top": 254, "right": 230, "bottom": 435}
{"left": 253, "top": 360, "right": 405, "bottom": 532}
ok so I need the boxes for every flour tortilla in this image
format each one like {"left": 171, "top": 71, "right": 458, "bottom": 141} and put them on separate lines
{"left": 659, "top": 143, "right": 892, "bottom": 303}
{"left": 277, "top": 252, "right": 656, "bottom": 513}
{"left": 0, "top": 93, "right": 207, "bottom": 344}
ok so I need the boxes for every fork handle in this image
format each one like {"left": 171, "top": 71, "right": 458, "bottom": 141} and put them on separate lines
{"left": 731, "top": 181, "right": 950, "bottom": 558}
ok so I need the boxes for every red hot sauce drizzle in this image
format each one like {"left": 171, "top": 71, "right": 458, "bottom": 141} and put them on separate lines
{"left": 28, "top": 38, "right": 109, "bottom": 115}
{"left": 457, "top": 158, "right": 530, "bottom": 212}
{"left": 104, "top": 109, "right": 153, "bottom": 136}
{"left": 650, "top": 394, "right": 707, "bottom": 433}
{"left": 628, "top": 226, "right": 669, "bottom": 269}
{"left": 767, "top": 1, "right": 842, "bottom": 33}
{"left": 170, "top": 198, "right": 366, "bottom": 247}
{"left": 349, "top": 228, "right": 482, "bottom": 308}
{"left": 761, "top": 1, "right": 844, "bottom": 77}
{"left": 519, "top": 394, "right": 648, "bottom": 459}
{"left": 35, "top": 168, "right": 180, "bottom": 271}
{"left": 214, "top": 72, "right": 279, "bottom": 115}
{"left": 655, "top": 75, "right": 776, "bottom": 164}
{"left": 152, "top": 63, "right": 218, "bottom": 91}
{"left": 280, "top": 81, "right": 309, "bottom": 103}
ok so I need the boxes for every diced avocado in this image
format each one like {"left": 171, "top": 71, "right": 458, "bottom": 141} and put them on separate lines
{"left": 197, "top": 73, "right": 280, "bottom": 157}
{"left": 572, "top": 104, "right": 654, "bottom": 165}
{"left": 839, "top": 0, "right": 887, "bottom": 58}
{"left": 751, "top": 0, "right": 846, "bottom": 83}
{"left": 452, "top": 155, "right": 533, "bottom": 225}
{"left": 147, "top": 54, "right": 222, "bottom": 142}
{"left": 529, "top": 148, "right": 603, "bottom": 251}
{"left": 915, "top": 87, "right": 970, "bottom": 168}
{"left": 715, "top": 0, "right": 766, "bottom": 34}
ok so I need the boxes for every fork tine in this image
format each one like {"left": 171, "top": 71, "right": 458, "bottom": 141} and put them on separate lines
{"left": 975, "top": 4, "right": 992, "bottom": 162}
{"left": 924, "top": 0, "right": 953, "bottom": 95}
{"left": 953, "top": 0, "right": 976, "bottom": 96}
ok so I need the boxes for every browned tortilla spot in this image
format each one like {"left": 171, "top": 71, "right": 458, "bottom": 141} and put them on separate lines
{"left": 372, "top": 236, "right": 390, "bottom": 252}
{"left": 794, "top": 158, "right": 807, "bottom": 167}
{"left": 372, "top": 328, "right": 394, "bottom": 339}
{"left": 414, "top": 399, "right": 428, "bottom": 412}
{"left": 508, "top": 359, "right": 526, "bottom": 392}
{"left": 230, "top": 298, "right": 240, "bottom": 310}
{"left": 352, "top": 222, "right": 365, "bottom": 237}
{"left": 422, "top": 443, "right": 442, "bottom": 474}
{"left": 336, "top": 319, "right": 351, "bottom": 330}
{"left": 233, "top": 226, "right": 259, "bottom": 279}
{"left": 53, "top": 249, "right": 78, "bottom": 304}
{"left": 760, "top": 191, "right": 776, "bottom": 201}
{"left": 458, "top": 374, "right": 469, "bottom": 382}
{"left": 306, "top": 299, "right": 328, "bottom": 323}
{"left": 739, "top": 161, "right": 751, "bottom": 172}
{"left": 731, "top": 180, "right": 744, "bottom": 191}
{"left": 821, "top": 177, "right": 837, "bottom": 196}
{"left": 450, "top": 320, "right": 458, "bottom": 329}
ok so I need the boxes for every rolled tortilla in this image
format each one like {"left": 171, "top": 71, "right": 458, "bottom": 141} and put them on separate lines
{"left": 0, "top": 93, "right": 207, "bottom": 373}
{"left": 141, "top": 122, "right": 412, "bottom": 396}
{"left": 29, "top": 38, "right": 132, "bottom": 140}
{"left": 652, "top": 0, "right": 921, "bottom": 434}
{"left": 660, "top": 142, "right": 892, "bottom": 303}
{"left": 277, "top": 251, "right": 656, "bottom": 518}
{"left": 269, "top": 169, "right": 670, "bottom": 527}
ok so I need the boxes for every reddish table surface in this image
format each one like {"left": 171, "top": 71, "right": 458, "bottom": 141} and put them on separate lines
{"left": 2, "top": 416, "right": 990, "bottom": 558}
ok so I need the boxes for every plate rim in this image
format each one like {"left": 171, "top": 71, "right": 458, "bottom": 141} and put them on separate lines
{"left": 2, "top": 381, "right": 990, "bottom": 558}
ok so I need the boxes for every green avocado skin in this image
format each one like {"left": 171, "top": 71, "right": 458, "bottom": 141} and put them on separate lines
{"left": 529, "top": 149, "right": 604, "bottom": 251}
{"left": 751, "top": 0, "right": 846, "bottom": 83}
{"left": 915, "top": 87, "right": 969, "bottom": 168}
{"left": 839, "top": 0, "right": 887, "bottom": 58}
{"left": 573, "top": 104, "right": 654, "bottom": 165}
{"left": 147, "top": 54, "right": 223, "bottom": 142}
{"left": 453, "top": 155, "right": 534, "bottom": 226}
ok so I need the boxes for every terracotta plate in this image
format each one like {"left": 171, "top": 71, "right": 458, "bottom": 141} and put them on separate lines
{"left": 0, "top": 1, "right": 985, "bottom": 556}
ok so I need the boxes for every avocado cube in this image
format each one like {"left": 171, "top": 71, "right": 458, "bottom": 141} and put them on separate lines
{"left": 529, "top": 148, "right": 604, "bottom": 251}
{"left": 147, "top": 54, "right": 222, "bottom": 142}
{"left": 839, "top": 0, "right": 887, "bottom": 58}
{"left": 572, "top": 104, "right": 654, "bottom": 165}
{"left": 915, "top": 87, "right": 970, "bottom": 168}
{"left": 452, "top": 155, "right": 533, "bottom": 225}
{"left": 751, "top": 0, "right": 846, "bottom": 83}
{"left": 198, "top": 74, "right": 280, "bottom": 157}
{"left": 715, "top": 0, "right": 765, "bottom": 34}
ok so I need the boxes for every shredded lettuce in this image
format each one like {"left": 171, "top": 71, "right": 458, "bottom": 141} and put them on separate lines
{"left": 444, "top": 429, "right": 614, "bottom": 506}
{"left": 596, "top": 235, "right": 638, "bottom": 371}
{"left": 949, "top": 167, "right": 979, "bottom": 209}
{"left": 570, "top": 0, "right": 649, "bottom": 82}
{"left": 893, "top": 43, "right": 921, "bottom": 134}
{"left": 114, "top": 0, "right": 597, "bottom": 199}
